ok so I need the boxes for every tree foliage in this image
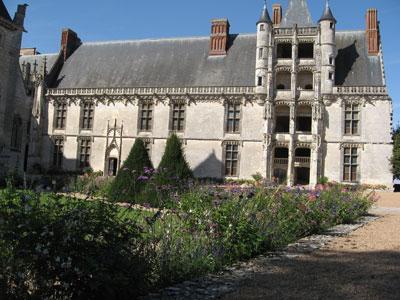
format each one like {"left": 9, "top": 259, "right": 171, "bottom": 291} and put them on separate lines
{"left": 108, "top": 138, "right": 153, "bottom": 202}
{"left": 392, "top": 126, "right": 400, "bottom": 179}
{"left": 157, "top": 134, "right": 193, "bottom": 183}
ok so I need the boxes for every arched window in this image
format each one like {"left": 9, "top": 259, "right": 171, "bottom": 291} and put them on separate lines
{"left": 11, "top": 115, "right": 23, "bottom": 151}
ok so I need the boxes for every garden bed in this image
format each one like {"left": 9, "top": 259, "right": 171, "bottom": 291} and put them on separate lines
{"left": 0, "top": 183, "right": 377, "bottom": 299}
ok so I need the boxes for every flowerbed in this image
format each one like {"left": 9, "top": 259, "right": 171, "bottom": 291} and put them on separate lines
{"left": 0, "top": 184, "right": 376, "bottom": 299}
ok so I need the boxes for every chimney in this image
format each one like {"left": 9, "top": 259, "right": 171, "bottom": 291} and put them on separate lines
{"left": 366, "top": 8, "right": 379, "bottom": 55}
{"left": 272, "top": 4, "right": 282, "bottom": 26}
{"left": 209, "top": 19, "right": 230, "bottom": 56}
{"left": 13, "top": 4, "right": 28, "bottom": 27}
{"left": 61, "top": 28, "right": 82, "bottom": 61}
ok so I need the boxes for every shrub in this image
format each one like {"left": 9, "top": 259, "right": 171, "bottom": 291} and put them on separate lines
{"left": 0, "top": 188, "right": 154, "bottom": 299}
{"left": 392, "top": 126, "right": 400, "bottom": 179}
{"left": 157, "top": 134, "right": 193, "bottom": 186}
{"left": 108, "top": 138, "right": 153, "bottom": 202}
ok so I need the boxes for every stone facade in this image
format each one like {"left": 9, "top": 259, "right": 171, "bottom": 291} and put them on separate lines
{"left": 19, "top": 0, "right": 393, "bottom": 187}
{"left": 0, "top": 2, "right": 30, "bottom": 178}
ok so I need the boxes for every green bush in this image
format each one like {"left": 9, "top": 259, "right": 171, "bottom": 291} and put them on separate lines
{"left": 157, "top": 134, "right": 193, "bottom": 186}
{"left": 0, "top": 188, "right": 153, "bottom": 299}
{"left": 108, "top": 138, "right": 153, "bottom": 202}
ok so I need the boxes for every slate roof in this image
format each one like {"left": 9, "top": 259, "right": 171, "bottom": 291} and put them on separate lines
{"left": 19, "top": 54, "right": 59, "bottom": 75}
{"left": 48, "top": 30, "right": 384, "bottom": 89}
{"left": 0, "top": 0, "right": 12, "bottom": 22}
{"left": 281, "top": 0, "right": 314, "bottom": 28}
{"left": 335, "top": 31, "right": 383, "bottom": 86}
{"left": 55, "top": 34, "right": 257, "bottom": 88}
{"left": 319, "top": 2, "right": 336, "bottom": 23}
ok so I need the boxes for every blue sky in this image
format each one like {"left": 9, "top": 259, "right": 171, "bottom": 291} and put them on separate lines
{"left": 4, "top": 0, "right": 400, "bottom": 126}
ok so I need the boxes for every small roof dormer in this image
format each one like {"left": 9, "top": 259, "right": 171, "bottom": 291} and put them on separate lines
{"left": 319, "top": 0, "right": 337, "bottom": 23}
{"left": 257, "top": 1, "right": 272, "bottom": 25}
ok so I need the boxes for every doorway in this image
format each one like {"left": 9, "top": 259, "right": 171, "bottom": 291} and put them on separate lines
{"left": 108, "top": 158, "right": 118, "bottom": 176}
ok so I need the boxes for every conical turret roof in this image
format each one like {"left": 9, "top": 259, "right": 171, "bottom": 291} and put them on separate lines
{"left": 319, "top": 0, "right": 337, "bottom": 23}
{"left": 257, "top": 2, "right": 272, "bottom": 25}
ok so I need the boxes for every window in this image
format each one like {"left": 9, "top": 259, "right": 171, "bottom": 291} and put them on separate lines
{"left": 330, "top": 22, "right": 334, "bottom": 29}
{"left": 78, "top": 138, "right": 91, "bottom": 169}
{"left": 224, "top": 144, "right": 239, "bottom": 177}
{"left": 258, "top": 48, "right": 263, "bottom": 59}
{"left": 343, "top": 147, "right": 358, "bottom": 182}
{"left": 298, "top": 43, "right": 314, "bottom": 59}
{"left": 80, "top": 102, "right": 94, "bottom": 130}
{"left": 54, "top": 102, "right": 67, "bottom": 129}
{"left": 329, "top": 72, "right": 334, "bottom": 80}
{"left": 10, "top": 116, "right": 23, "bottom": 151}
{"left": 52, "top": 137, "right": 64, "bottom": 168}
{"left": 344, "top": 103, "right": 360, "bottom": 135}
{"left": 171, "top": 103, "right": 185, "bottom": 132}
{"left": 225, "top": 103, "right": 241, "bottom": 133}
{"left": 257, "top": 76, "right": 263, "bottom": 87}
{"left": 329, "top": 56, "right": 334, "bottom": 65}
{"left": 260, "top": 24, "right": 265, "bottom": 31}
{"left": 139, "top": 102, "right": 153, "bottom": 131}
{"left": 277, "top": 43, "right": 292, "bottom": 59}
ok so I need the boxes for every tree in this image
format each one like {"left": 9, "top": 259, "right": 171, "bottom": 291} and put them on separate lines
{"left": 157, "top": 134, "right": 193, "bottom": 185}
{"left": 392, "top": 126, "right": 400, "bottom": 179}
{"left": 108, "top": 138, "right": 153, "bottom": 202}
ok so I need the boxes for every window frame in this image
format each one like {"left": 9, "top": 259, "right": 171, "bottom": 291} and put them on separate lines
{"left": 344, "top": 103, "right": 361, "bottom": 136}
{"left": 138, "top": 102, "right": 154, "bottom": 132}
{"left": 53, "top": 102, "right": 68, "bottom": 130}
{"left": 10, "top": 115, "right": 23, "bottom": 152}
{"left": 223, "top": 142, "right": 240, "bottom": 177}
{"left": 224, "top": 102, "right": 242, "bottom": 134}
{"left": 77, "top": 137, "right": 92, "bottom": 170}
{"left": 342, "top": 147, "right": 359, "bottom": 183}
{"left": 52, "top": 136, "right": 64, "bottom": 169}
{"left": 80, "top": 101, "right": 95, "bottom": 130}
{"left": 169, "top": 102, "right": 186, "bottom": 133}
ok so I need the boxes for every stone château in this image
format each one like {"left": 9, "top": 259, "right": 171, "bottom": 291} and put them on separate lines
{"left": 1, "top": 0, "right": 394, "bottom": 187}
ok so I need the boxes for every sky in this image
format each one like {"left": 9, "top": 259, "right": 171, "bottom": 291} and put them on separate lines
{"left": 4, "top": 0, "right": 400, "bottom": 126}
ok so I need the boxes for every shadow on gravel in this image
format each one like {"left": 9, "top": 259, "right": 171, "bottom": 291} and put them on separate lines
{"left": 224, "top": 250, "right": 400, "bottom": 300}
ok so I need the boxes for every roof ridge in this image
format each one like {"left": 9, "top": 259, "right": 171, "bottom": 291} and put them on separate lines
{"left": 81, "top": 33, "right": 256, "bottom": 46}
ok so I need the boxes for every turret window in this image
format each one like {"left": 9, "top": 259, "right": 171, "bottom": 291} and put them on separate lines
{"left": 329, "top": 57, "right": 334, "bottom": 65}
{"left": 257, "top": 76, "right": 263, "bottom": 87}
{"left": 330, "top": 22, "right": 334, "bottom": 29}
{"left": 329, "top": 72, "right": 334, "bottom": 80}
{"left": 258, "top": 48, "right": 263, "bottom": 59}
{"left": 260, "top": 24, "right": 265, "bottom": 31}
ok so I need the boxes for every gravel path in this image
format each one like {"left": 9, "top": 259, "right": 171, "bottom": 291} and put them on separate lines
{"left": 222, "top": 192, "right": 400, "bottom": 300}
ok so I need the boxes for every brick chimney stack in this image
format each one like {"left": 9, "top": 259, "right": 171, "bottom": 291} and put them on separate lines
{"left": 366, "top": 8, "right": 379, "bottom": 55}
{"left": 13, "top": 4, "right": 28, "bottom": 27}
{"left": 61, "top": 28, "right": 82, "bottom": 61}
{"left": 272, "top": 4, "right": 282, "bottom": 26}
{"left": 209, "top": 19, "right": 230, "bottom": 56}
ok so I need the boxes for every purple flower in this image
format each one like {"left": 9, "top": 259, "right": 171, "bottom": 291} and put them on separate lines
{"left": 137, "top": 175, "right": 149, "bottom": 181}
